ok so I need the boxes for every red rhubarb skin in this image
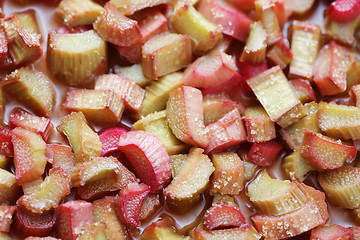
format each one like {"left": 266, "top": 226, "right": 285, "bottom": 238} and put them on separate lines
{"left": 0, "top": 126, "right": 13, "bottom": 157}
{"left": 247, "top": 140, "right": 283, "bottom": 167}
{"left": 310, "top": 224, "right": 352, "bottom": 240}
{"left": 203, "top": 204, "right": 246, "bottom": 230}
{"left": 326, "top": 0, "right": 360, "bottom": 23}
{"left": 99, "top": 127, "right": 128, "bottom": 156}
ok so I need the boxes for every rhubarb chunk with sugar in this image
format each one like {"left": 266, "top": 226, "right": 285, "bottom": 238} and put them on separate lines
{"left": 266, "top": 37, "right": 293, "bottom": 69}
{"left": 10, "top": 108, "right": 53, "bottom": 141}
{"left": 182, "top": 50, "right": 236, "bottom": 89}
{"left": 141, "top": 217, "right": 189, "bottom": 240}
{"left": 118, "top": 130, "right": 171, "bottom": 193}
{"left": 1, "top": 67, "right": 56, "bottom": 118}
{"left": 99, "top": 127, "right": 128, "bottom": 156}
{"left": 310, "top": 224, "right": 352, "bottom": 240}
{"left": 171, "top": 2, "right": 222, "bottom": 53}
{"left": 326, "top": 0, "right": 360, "bottom": 23}
{"left": 0, "top": 206, "right": 15, "bottom": 232}
{"left": 288, "top": 0, "right": 315, "bottom": 15}
{"left": 240, "top": 21, "right": 267, "bottom": 64}
{"left": 109, "top": 0, "right": 170, "bottom": 15}
{"left": 47, "top": 30, "right": 106, "bottom": 86}
{"left": 56, "top": 0, "right": 103, "bottom": 27}
{"left": 203, "top": 203, "right": 246, "bottom": 230}
{"left": 64, "top": 89, "right": 124, "bottom": 125}
{"left": 115, "top": 183, "right": 150, "bottom": 227}
{"left": 78, "top": 222, "right": 106, "bottom": 240}
{"left": 351, "top": 84, "right": 360, "bottom": 107}
{"left": 17, "top": 168, "right": 71, "bottom": 213}
{"left": 57, "top": 112, "right": 102, "bottom": 164}
{"left": 139, "top": 193, "right": 161, "bottom": 221}
{"left": 289, "top": 21, "right": 321, "bottom": 80}
{"left": 247, "top": 140, "right": 283, "bottom": 167}
{"left": 12, "top": 127, "right": 47, "bottom": 186}
{"left": 163, "top": 148, "right": 214, "bottom": 212}
{"left": 142, "top": 33, "right": 192, "bottom": 79}
{"left": 210, "top": 152, "right": 245, "bottom": 194}
{"left": 95, "top": 74, "right": 146, "bottom": 113}
{"left": 289, "top": 79, "right": 316, "bottom": 103}
{"left": 282, "top": 150, "right": 314, "bottom": 182}
{"left": 325, "top": 14, "right": 360, "bottom": 46}
{"left": 115, "top": 64, "right": 152, "bottom": 88}
{"left": 205, "top": 108, "right": 246, "bottom": 154}
{"left": 313, "top": 41, "right": 350, "bottom": 96}
{"left": 247, "top": 66, "right": 305, "bottom": 128}
{"left": 300, "top": 129, "right": 357, "bottom": 171}
{"left": 93, "top": 2, "right": 141, "bottom": 47}
{"left": 193, "top": 225, "right": 261, "bottom": 240}
{"left": 46, "top": 144, "right": 74, "bottom": 178}
{"left": 246, "top": 170, "right": 310, "bottom": 215}
{"left": 56, "top": 200, "right": 93, "bottom": 240}
{"left": 166, "top": 86, "right": 208, "bottom": 148}
{"left": 0, "top": 169, "right": 20, "bottom": 204}
{"left": 0, "top": 126, "right": 14, "bottom": 157}
{"left": 318, "top": 166, "right": 360, "bottom": 209}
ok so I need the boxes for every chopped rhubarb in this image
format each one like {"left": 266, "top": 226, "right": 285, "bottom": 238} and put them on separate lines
{"left": 266, "top": 36, "right": 293, "bottom": 69}
{"left": 46, "top": 144, "right": 74, "bottom": 178}
{"left": 282, "top": 150, "right": 314, "bottom": 182}
{"left": 0, "top": 169, "right": 20, "bottom": 204}
{"left": 325, "top": 14, "right": 360, "bottom": 46}
{"left": 0, "top": 125, "right": 14, "bottom": 157}
{"left": 10, "top": 108, "right": 53, "bottom": 141}
{"left": 0, "top": 232, "right": 11, "bottom": 240}
{"left": 12, "top": 127, "right": 47, "bottom": 186}
{"left": 351, "top": 84, "right": 360, "bottom": 107}
{"left": 139, "top": 193, "right": 161, "bottom": 221}
{"left": 326, "top": 0, "right": 360, "bottom": 23}
{"left": 64, "top": 89, "right": 124, "bottom": 124}
{"left": 115, "top": 182, "right": 150, "bottom": 227}
{"left": 1, "top": 67, "right": 56, "bottom": 117}
{"left": 237, "top": 60, "right": 269, "bottom": 80}
{"left": 0, "top": 205, "right": 15, "bottom": 232}
{"left": 0, "top": 27, "right": 8, "bottom": 64}
{"left": 289, "top": 79, "right": 316, "bottom": 103}
{"left": 109, "top": 0, "right": 170, "bottom": 15}
{"left": 166, "top": 86, "right": 208, "bottom": 148}
{"left": 118, "top": 130, "right": 171, "bottom": 192}
{"left": 77, "top": 222, "right": 106, "bottom": 240}
{"left": 170, "top": 154, "right": 187, "bottom": 178}
{"left": 17, "top": 168, "right": 71, "bottom": 213}
{"left": 99, "top": 127, "right": 128, "bottom": 156}
{"left": 310, "top": 224, "right": 352, "bottom": 240}
{"left": 225, "top": 0, "right": 255, "bottom": 10}
{"left": 142, "top": 33, "right": 192, "bottom": 79}
{"left": 198, "top": 0, "right": 252, "bottom": 42}
{"left": 56, "top": 200, "right": 93, "bottom": 240}
{"left": 22, "top": 178, "right": 43, "bottom": 195}
{"left": 210, "top": 152, "right": 245, "bottom": 194}
{"left": 57, "top": 111, "right": 102, "bottom": 164}
{"left": 193, "top": 225, "right": 261, "bottom": 240}
{"left": 94, "top": 74, "right": 146, "bottom": 113}
{"left": 0, "top": 154, "right": 9, "bottom": 169}
{"left": 203, "top": 204, "right": 246, "bottom": 230}
{"left": 205, "top": 108, "right": 247, "bottom": 154}
{"left": 247, "top": 140, "right": 283, "bottom": 167}
{"left": 14, "top": 207, "right": 56, "bottom": 237}
{"left": 288, "top": 0, "right": 315, "bottom": 16}
{"left": 115, "top": 64, "right": 152, "bottom": 87}
{"left": 141, "top": 217, "right": 189, "bottom": 240}
{"left": 240, "top": 21, "right": 267, "bottom": 64}
{"left": 15, "top": 10, "right": 41, "bottom": 37}
{"left": 182, "top": 50, "right": 236, "bottom": 88}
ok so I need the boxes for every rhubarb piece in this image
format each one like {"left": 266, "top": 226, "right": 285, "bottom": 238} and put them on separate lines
{"left": 77, "top": 161, "right": 139, "bottom": 200}
{"left": 205, "top": 108, "right": 247, "bottom": 154}
{"left": 132, "top": 110, "right": 186, "bottom": 155}
{"left": 99, "top": 127, "right": 128, "bottom": 156}
{"left": 170, "top": 154, "right": 187, "bottom": 177}
{"left": 0, "top": 154, "right": 8, "bottom": 169}
{"left": 1, "top": 15, "right": 42, "bottom": 66}
{"left": 243, "top": 158, "right": 261, "bottom": 181}
{"left": 193, "top": 225, "right": 261, "bottom": 240}
{"left": 289, "top": 21, "right": 321, "bottom": 80}
{"left": 72, "top": 156, "right": 120, "bottom": 187}
{"left": 203, "top": 204, "right": 245, "bottom": 230}
{"left": 240, "top": 21, "right": 267, "bottom": 64}
{"left": 310, "top": 224, "right": 352, "bottom": 240}
{"left": 17, "top": 169, "right": 71, "bottom": 213}
{"left": 198, "top": 0, "right": 252, "bottom": 41}
{"left": 282, "top": 150, "right": 314, "bottom": 182}
{"left": 56, "top": 200, "right": 93, "bottom": 240}
{"left": 64, "top": 89, "right": 124, "bottom": 124}
{"left": 225, "top": 0, "right": 255, "bottom": 10}
{"left": 351, "top": 84, "right": 360, "bottom": 107}
{"left": 166, "top": 86, "right": 208, "bottom": 148}
{"left": 0, "top": 205, "right": 15, "bottom": 232}
{"left": 182, "top": 50, "right": 236, "bottom": 88}
{"left": 57, "top": 112, "right": 102, "bottom": 164}
{"left": 14, "top": 206, "right": 55, "bottom": 237}
{"left": 139, "top": 193, "right": 161, "bottom": 221}
{"left": 16, "top": 10, "right": 41, "bottom": 37}
{"left": 22, "top": 178, "right": 43, "bottom": 195}
{"left": 2, "top": 67, "right": 56, "bottom": 117}
{"left": 56, "top": 0, "right": 103, "bottom": 27}
{"left": 325, "top": 14, "right": 360, "bottom": 46}
{"left": 0, "top": 126, "right": 14, "bottom": 157}
{"left": 266, "top": 36, "right": 293, "bottom": 69}
{"left": 313, "top": 41, "right": 350, "bottom": 96}
{"left": 10, "top": 108, "right": 53, "bottom": 141}
{"left": 12, "top": 127, "right": 47, "bottom": 186}
{"left": 115, "top": 183, "right": 150, "bottom": 227}
{"left": 95, "top": 74, "right": 145, "bottom": 112}
{"left": 210, "top": 152, "right": 245, "bottom": 194}
{"left": 109, "top": 0, "right": 170, "bottom": 15}
{"left": 114, "top": 64, "right": 152, "bottom": 87}
{"left": 326, "top": 0, "right": 360, "bottom": 23}
{"left": 246, "top": 170, "right": 310, "bottom": 215}
{"left": 288, "top": 0, "right": 315, "bottom": 15}
{"left": 142, "top": 33, "right": 192, "bottom": 79}
{"left": 352, "top": 227, "right": 360, "bottom": 240}
{"left": 0, "top": 88, "right": 3, "bottom": 126}
{"left": 47, "top": 30, "right": 106, "bottom": 86}
{"left": 171, "top": 2, "right": 222, "bottom": 53}
{"left": 92, "top": 196, "right": 129, "bottom": 240}
{"left": 251, "top": 199, "right": 326, "bottom": 239}
{"left": 0, "top": 25, "right": 8, "bottom": 65}
{"left": 317, "top": 102, "right": 360, "bottom": 140}
{"left": 46, "top": 144, "right": 74, "bottom": 178}
{"left": 247, "top": 140, "right": 283, "bottom": 167}
{"left": 78, "top": 222, "right": 106, "bottom": 240}
{"left": 247, "top": 66, "right": 305, "bottom": 128}
{"left": 318, "top": 166, "right": 360, "bottom": 209}
{"left": 289, "top": 79, "right": 316, "bottom": 103}
{"left": 0, "top": 169, "right": 20, "bottom": 204}
{"left": 203, "top": 95, "right": 243, "bottom": 126}
{"left": 243, "top": 105, "right": 276, "bottom": 143}
{"left": 258, "top": 0, "right": 292, "bottom": 27}
{"left": 163, "top": 148, "right": 214, "bottom": 211}
{"left": 118, "top": 130, "right": 171, "bottom": 192}
{"left": 141, "top": 218, "right": 190, "bottom": 240}
{"left": 140, "top": 72, "right": 183, "bottom": 116}
{"left": 93, "top": 2, "right": 141, "bottom": 47}
{"left": 300, "top": 129, "right": 356, "bottom": 170}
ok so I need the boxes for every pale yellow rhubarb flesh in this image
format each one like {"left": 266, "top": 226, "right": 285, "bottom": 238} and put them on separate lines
{"left": 240, "top": 21, "right": 267, "bottom": 64}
